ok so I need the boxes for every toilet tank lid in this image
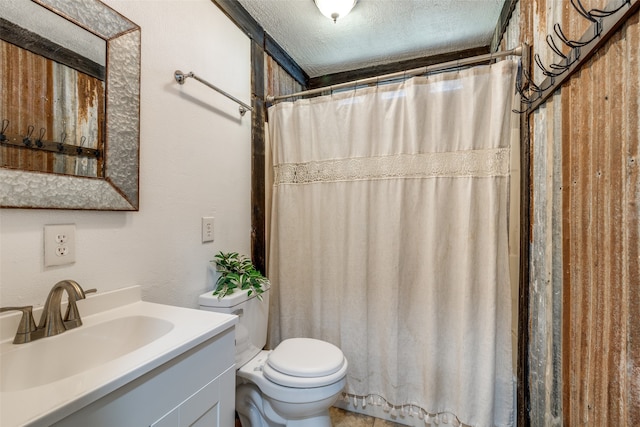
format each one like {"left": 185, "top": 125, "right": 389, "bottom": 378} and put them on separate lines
{"left": 199, "top": 284, "right": 270, "bottom": 308}
{"left": 267, "top": 338, "right": 345, "bottom": 378}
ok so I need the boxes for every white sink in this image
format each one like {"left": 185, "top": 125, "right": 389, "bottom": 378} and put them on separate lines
{"left": 0, "top": 285, "right": 237, "bottom": 427}
{"left": 1, "top": 315, "right": 174, "bottom": 392}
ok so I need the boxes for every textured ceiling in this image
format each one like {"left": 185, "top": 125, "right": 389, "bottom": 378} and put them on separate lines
{"left": 236, "top": 0, "right": 506, "bottom": 78}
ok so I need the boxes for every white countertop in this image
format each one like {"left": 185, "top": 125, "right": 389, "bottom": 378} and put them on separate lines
{"left": 0, "top": 286, "right": 237, "bottom": 427}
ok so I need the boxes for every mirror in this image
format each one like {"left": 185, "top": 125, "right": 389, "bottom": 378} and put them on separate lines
{"left": 1, "top": 0, "right": 107, "bottom": 179}
{"left": 0, "top": 0, "right": 141, "bottom": 210}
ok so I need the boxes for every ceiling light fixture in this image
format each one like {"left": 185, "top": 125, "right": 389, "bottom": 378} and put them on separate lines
{"left": 314, "top": 0, "right": 358, "bottom": 23}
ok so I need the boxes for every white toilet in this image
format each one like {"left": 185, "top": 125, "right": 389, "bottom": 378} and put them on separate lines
{"left": 199, "top": 284, "right": 348, "bottom": 427}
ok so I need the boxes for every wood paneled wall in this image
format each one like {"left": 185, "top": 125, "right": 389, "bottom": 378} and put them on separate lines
{"left": 262, "top": 53, "right": 304, "bottom": 274}
{"left": 250, "top": 48, "right": 304, "bottom": 275}
{"left": 502, "top": 1, "right": 639, "bottom": 425}
{"left": 264, "top": 54, "right": 304, "bottom": 102}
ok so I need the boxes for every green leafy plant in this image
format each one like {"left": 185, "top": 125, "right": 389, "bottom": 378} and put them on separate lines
{"left": 212, "top": 251, "right": 268, "bottom": 299}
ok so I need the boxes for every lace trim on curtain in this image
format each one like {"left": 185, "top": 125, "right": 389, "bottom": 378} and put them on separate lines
{"left": 274, "top": 148, "right": 510, "bottom": 185}
{"left": 341, "top": 392, "right": 470, "bottom": 426}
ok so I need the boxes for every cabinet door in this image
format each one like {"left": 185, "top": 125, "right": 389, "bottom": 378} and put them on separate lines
{"left": 151, "top": 367, "right": 235, "bottom": 427}
{"left": 52, "top": 330, "right": 236, "bottom": 427}
{"left": 151, "top": 408, "right": 179, "bottom": 427}
{"left": 179, "top": 376, "right": 220, "bottom": 427}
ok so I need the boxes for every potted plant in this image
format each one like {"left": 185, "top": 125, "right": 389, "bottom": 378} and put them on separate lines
{"left": 211, "top": 251, "right": 268, "bottom": 299}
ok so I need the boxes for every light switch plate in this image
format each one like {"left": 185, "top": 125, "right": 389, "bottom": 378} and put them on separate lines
{"left": 202, "top": 217, "right": 214, "bottom": 243}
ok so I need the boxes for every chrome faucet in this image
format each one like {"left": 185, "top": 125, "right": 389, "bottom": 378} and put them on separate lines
{"left": 0, "top": 280, "right": 96, "bottom": 344}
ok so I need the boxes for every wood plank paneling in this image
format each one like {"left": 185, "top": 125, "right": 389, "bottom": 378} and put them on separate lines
{"left": 264, "top": 54, "right": 304, "bottom": 103}
{"left": 501, "top": 0, "right": 639, "bottom": 425}
{"left": 251, "top": 40, "right": 266, "bottom": 274}
{"left": 250, "top": 48, "right": 304, "bottom": 275}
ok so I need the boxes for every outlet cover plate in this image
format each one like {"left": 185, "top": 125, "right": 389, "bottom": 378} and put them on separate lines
{"left": 44, "top": 224, "right": 76, "bottom": 267}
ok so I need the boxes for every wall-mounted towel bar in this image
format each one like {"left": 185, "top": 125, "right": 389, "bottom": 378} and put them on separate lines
{"left": 174, "top": 70, "right": 253, "bottom": 116}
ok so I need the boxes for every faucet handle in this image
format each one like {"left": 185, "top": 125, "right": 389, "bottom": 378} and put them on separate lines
{"left": 63, "top": 288, "right": 96, "bottom": 329}
{"left": 0, "top": 306, "right": 37, "bottom": 344}
{"left": 63, "top": 301, "right": 82, "bottom": 328}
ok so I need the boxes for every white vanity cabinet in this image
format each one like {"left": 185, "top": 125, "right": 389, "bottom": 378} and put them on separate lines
{"left": 53, "top": 328, "right": 236, "bottom": 427}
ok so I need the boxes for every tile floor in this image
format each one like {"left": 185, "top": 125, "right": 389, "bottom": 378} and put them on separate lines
{"left": 235, "top": 407, "right": 405, "bottom": 426}
{"left": 330, "top": 407, "right": 405, "bottom": 427}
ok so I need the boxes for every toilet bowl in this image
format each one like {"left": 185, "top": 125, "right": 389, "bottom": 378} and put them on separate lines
{"left": 199, "top": 285, "right": 348, "bottom": 426}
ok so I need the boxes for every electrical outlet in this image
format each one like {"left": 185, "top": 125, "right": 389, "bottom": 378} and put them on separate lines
{"left": 202, "top": 217, "right": 214, "bottom": 243}
{"left": 55, "top": 246, "right": 69, "bottom": 256}
{"left": 44, "top": 224, "right": 76, "bottom": 267}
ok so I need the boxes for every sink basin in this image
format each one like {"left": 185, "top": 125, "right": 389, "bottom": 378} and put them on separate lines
{"left": 0, "top": 285, "right": 238, "bottom": 427}
{"left": 0, "top": 315, "right": 173, "bottom": 392}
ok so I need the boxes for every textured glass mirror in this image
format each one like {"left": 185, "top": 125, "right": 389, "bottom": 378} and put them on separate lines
{"left": 0, "top": 0, "right": 141, "bottom": 210}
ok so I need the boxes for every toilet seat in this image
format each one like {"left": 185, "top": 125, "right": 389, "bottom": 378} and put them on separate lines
{"left": 238, "top": 350, "right": 348, "bottom": 404}
{"left": 263, "top": 338, "right": 348, "bottom": 388}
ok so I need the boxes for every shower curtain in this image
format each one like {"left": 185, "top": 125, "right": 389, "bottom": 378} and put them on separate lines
{"left": 267, "top": 61, "right": 518, "bottom": 427}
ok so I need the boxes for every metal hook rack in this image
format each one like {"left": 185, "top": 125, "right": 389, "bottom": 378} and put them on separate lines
{"left": 0, "top": 119, "right": 102, "bottom": 159}
{"left": 515, "top": 0, "right": 637, "bottom": 114}
{"left": 174, "top": 70, "right": 253, "bottom": 116}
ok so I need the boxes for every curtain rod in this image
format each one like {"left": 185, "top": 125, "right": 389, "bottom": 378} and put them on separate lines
{"left": 267, "top": 45, "right": 523, "bottom": 103}
{"left": 174, "top": 70, "right": 253, "bottom": 116}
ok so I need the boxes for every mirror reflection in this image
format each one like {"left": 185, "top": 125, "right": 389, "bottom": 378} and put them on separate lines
{"left": 0, "top": 0, "right": 106, "bottom": 178}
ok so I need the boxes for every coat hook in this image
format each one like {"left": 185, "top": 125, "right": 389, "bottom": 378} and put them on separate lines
{"left": 36, "top": 128, "right": 46, "bottom": 147}
{"left": 553, "top": 23, "right": 597, "bottom": 49}
{"left": 546, "top": 34, "right": 566, "bottom": 59}
{"left": 534, "top": 53, "right": 566, "bottom": 78}
{"left": 23, "top": 125, "right": 35, "bottom": 147}
{"left": 573, "top": 0, "right": 628, "bottom": 20}
{"left": 0, "top": 119, "right": 8, "bottom": 142}
{"left": 571, "top": 0, "right": 597, "bottom": 22}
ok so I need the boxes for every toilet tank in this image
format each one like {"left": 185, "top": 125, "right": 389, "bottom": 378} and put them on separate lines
{"left": 199, "top": 284, "right": 270, "bottom": 368}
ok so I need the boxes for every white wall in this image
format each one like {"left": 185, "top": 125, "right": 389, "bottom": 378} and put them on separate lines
{"left": 0, "top": 0, "right": 252, "bottom": 309}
